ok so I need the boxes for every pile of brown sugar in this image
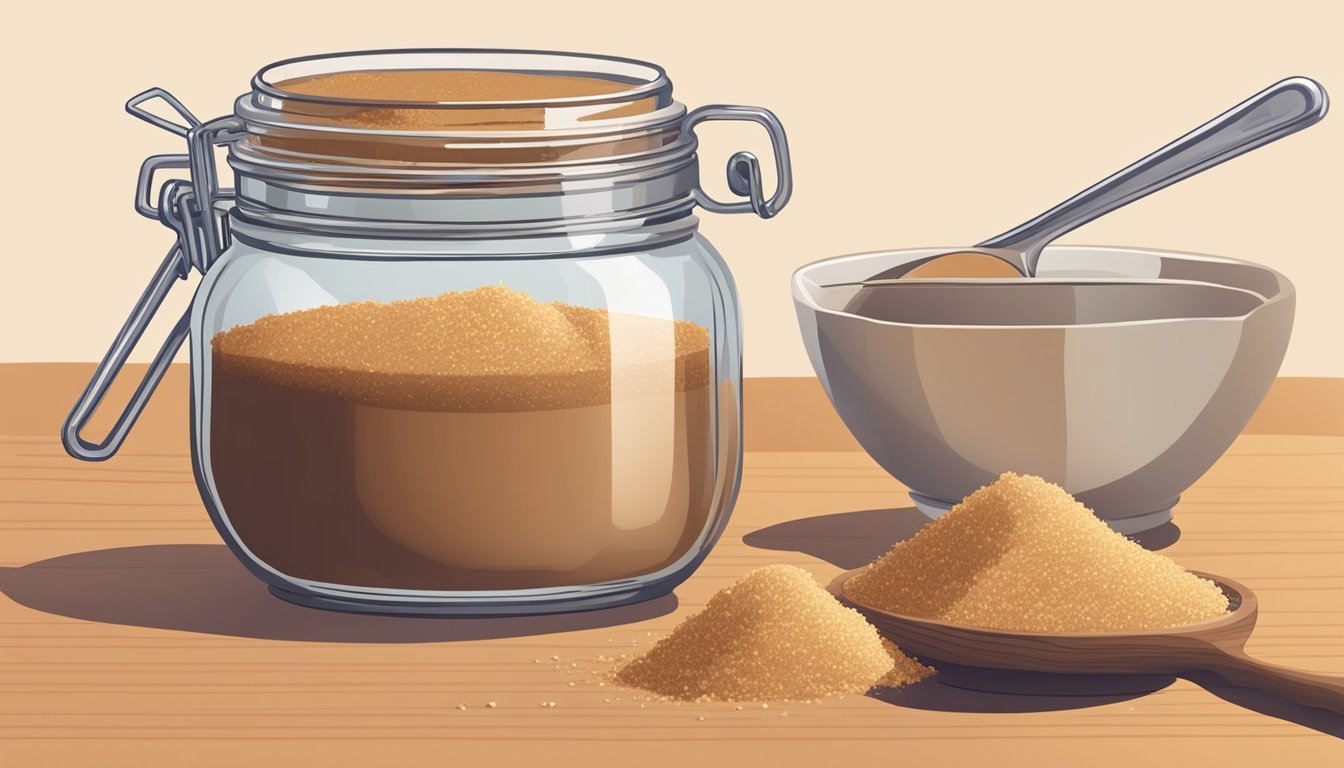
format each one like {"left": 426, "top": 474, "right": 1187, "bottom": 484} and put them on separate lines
{"left": 847, "top": 472, "right": 1230, "bottom": 633}
{"left": 212, "top": 285, "right": 710, "bottom": 412}
{"left": 614, "top": 565, "right": 932, "bottom": 702}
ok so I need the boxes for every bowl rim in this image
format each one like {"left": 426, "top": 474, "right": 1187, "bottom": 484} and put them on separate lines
{"left": 792, "top": 245, "right": 1295, "bottom": 331}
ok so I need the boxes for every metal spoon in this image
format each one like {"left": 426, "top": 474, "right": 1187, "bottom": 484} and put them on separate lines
{"left": 829, "top": 569, "right": 1344, "bottom": 717}
{"left": 881, "top": 77, "right": 1328, "bottom": 280}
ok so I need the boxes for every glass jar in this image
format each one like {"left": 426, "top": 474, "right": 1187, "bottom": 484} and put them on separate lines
{"left": 63, "top": 49, "right": 792, "bottom": 615}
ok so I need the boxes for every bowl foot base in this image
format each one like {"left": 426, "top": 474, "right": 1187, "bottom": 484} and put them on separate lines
{"left": 909, "top": 492, "right": 1175, "bottom": 535}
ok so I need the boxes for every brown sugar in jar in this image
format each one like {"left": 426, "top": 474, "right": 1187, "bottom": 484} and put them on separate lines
{"left": 209, "top": 286, "right": 715, "bottom": 590}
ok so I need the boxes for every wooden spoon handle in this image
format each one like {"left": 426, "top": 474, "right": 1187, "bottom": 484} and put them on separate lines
{"left": 1197, "top": 647, "right": 1344, "bottom": 716}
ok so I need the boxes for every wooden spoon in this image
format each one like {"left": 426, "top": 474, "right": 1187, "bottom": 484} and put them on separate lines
{"left": 829, "top": 569, "right": 1344, "bottom": 716}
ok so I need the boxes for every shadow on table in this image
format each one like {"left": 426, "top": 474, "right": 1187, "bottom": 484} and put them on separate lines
{"left": 1185, "top": 671, "right": 1344, "bottom": 738}
{"left": 870, "top": 673, "right": 1173, "bottom": 713}
{"left": 743, "top": 506, "right": 929, "bottom": 569}
{"left": 743, "top": 506, "right": 1182, "bottom": 570}
{"left": 871, "top": 665, "right": 1342, "bottom": 737}
{"left": 1127, "top": 521, "right": 1183, "bottom": 551}
{"left": 0, "top": 544, "right": 675, "bottom": 643}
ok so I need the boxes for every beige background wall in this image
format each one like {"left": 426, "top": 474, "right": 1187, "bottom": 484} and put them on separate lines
{"left": 3, "top": 0, "right": 1341, "bottom": 376}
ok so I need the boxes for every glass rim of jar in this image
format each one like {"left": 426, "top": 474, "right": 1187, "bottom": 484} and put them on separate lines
{"left": 243, "top": 47, "right": 685, "bottom": 147}
{"left": 252, "top": 48, "right": 673, "bottom": 111}
{"left": 234, "top": 47, "right": 692, "bottom": 178}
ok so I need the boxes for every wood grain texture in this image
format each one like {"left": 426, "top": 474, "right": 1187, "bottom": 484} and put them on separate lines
{"left": 1, "top": 364, "right": 1342, "bottom": 766}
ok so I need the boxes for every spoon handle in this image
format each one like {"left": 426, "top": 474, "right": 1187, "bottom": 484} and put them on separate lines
{"left": 980, "top": 77, "right": 1329, "bottom": 274}
{"left": 1195, "top": 645, "right": 1344, "bottom": 716}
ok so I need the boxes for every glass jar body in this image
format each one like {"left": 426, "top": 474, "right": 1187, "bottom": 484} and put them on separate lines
{"left": 188, "top": 220, "right": 742, "bottom": 615}
{"left": 60, "top": 48, "right": 789, "bottom": 618}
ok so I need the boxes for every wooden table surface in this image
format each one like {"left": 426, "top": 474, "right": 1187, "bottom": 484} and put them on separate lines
{"left": 2, "top": 365, "right": 1341, "bottom": 766}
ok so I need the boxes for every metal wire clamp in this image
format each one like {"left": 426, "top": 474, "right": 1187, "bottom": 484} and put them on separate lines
{"left": 62, "top": 89, "right": 241, "bottom": 461}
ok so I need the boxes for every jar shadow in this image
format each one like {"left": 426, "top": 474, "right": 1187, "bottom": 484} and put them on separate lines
{"left": 0, "top": 544, "right": 677, "bottom": 643}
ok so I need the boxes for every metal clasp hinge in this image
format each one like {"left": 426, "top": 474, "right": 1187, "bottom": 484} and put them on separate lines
{"left": 62, "top": 89, "right": 241, "bottom": 461}
{"left": 684, "top": 105, "right": 793, "bottom": 219}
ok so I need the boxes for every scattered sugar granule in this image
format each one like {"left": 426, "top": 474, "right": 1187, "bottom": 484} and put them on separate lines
{"left": 847, "top": 472, "right": 1230, "bottom": 633}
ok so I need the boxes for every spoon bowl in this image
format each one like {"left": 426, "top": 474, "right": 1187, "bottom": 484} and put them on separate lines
{"left": 829, "top": 568, "right": 1344, "bottom": 716}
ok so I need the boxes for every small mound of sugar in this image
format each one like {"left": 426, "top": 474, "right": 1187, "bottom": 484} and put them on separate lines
{"left": 614, "top": 564, "right": 931, "bottom": 702}
{"left": 847, "top": 472, "right": 1230, "bottom": 633}
{"left": 876, "top": 639, "right": 935, "bottom": 688}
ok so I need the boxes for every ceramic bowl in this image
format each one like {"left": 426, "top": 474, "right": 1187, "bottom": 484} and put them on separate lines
{"left": 792, "top": 246, "right": 1294, "bottom": 534}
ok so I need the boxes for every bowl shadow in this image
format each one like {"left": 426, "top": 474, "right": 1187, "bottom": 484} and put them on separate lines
{"left": 0, "top": 544, "right": 676, "bottom": 643}
{"left": 744, "top": 506, "right": 1182, "bottom": 570}
{"left": 1127, "top": 521, "right": 1183, "bottom": 551}
{"left": 743, "top": 506, "right": 931, "bottom": 569}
